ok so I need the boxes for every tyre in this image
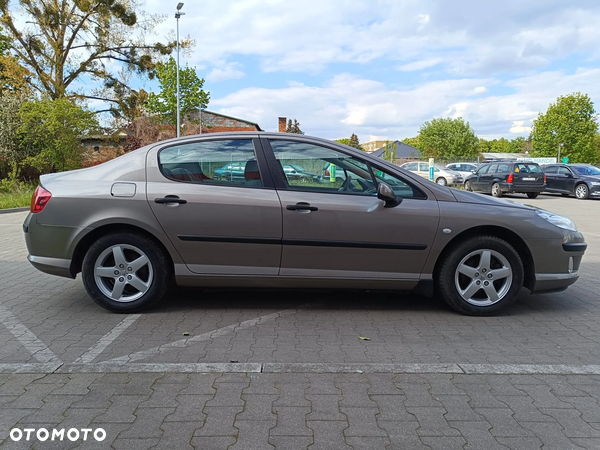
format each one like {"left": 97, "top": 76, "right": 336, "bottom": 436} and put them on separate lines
{"left": 464, "top": 180, "right": 472, "bottom": 191}
{"left": 526, "top": 192, "right": 539, "bottom": 199}
{"left": 491, "top": 182, "right": 502, "bottom": 197}
{"left": 82, "top": 232, "right": 172, "bottom": 313}
{"left": 436, "top": 177, "right": 447, "bottom": 186}
{"left": 435, "top": 235, "right": 523, "bottom": 316}
{"left": 575, "top": 183, "right": 589, "bottom": 200}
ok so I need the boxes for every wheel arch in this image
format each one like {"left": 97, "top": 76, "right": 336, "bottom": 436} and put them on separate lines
{"left": 433, "top": 225, "right": 535, "bottom": 291}
{"left": 70, "top": 223, "right": 175, "bottom": 277}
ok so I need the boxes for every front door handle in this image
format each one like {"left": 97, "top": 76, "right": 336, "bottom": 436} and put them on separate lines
{"left": 286, "top": 202, "right": 318, "bottom": 212}
{"left": 155, "top": 195, "right": 187, "bottom": 205}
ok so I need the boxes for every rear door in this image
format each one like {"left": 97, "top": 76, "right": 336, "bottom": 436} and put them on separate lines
{"left": 262, "top": 138, "right": 440, "bottom": 281}
{"left": 146, "top": 136, "right": 283, "bottom": 275}
{"left": 469, "top": 165, "right": 489, "bottom": 191}
{"left": 479, "top": 164, "right": 497, "bottom": 192}
{"left": 543, "top": 165, "right": 560, "bottom": 192}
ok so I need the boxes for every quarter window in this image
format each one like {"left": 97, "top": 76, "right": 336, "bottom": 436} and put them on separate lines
{"left": 159, "top": 139, "right": 263, "bottom": 187}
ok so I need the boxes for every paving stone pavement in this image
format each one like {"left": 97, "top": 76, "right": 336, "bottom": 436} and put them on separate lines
{"left": 0, "top": 195, "right": 599, "bottom": 448}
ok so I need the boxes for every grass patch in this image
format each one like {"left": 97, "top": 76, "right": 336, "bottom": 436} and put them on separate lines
{"left": 0, "top": 182, "right": 36, "bottom": 210}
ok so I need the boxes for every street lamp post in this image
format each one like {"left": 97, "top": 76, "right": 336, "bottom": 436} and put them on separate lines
{"left": 175, "top": 2, "right": 185, "bottom": 138}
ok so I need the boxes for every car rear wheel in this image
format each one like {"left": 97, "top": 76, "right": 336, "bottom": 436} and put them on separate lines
{"left": 491, "top": 183, "right": 502, "bottom": 197}
{"left": 526, "top": 192, "right": 539, "bottom": 199}
{"left": 435, "top": 236, "right": 523, "bottom": 315}
{"left": 575, "top": 183, "right": 589, "bottom": 200}
{"left": 464, "top": 180, "right": 472, "bottom": 191}
{"left": 436, "top": 177, "right": 447, "bottom": 186}
{"left": 82, "top": 232, "right": 172, "bottom": 313}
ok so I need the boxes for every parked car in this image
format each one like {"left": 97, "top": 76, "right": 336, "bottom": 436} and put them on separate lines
{"left": 446, "top": 162, "right": 479, "bottom": 180}
{"left": 465, "top": 161, "right": 546, "bottom": 198}
{"left": 399, "top": 161, "right": 463, "bottom": 186}
{"left": 213, "top": 161, "right": 247, "bottom": 181}
{"left": 542, "top": 164, "right": 600, "bottom": 199}
{"left": 282, "top": 164, "right": 320, "bottom": 182}
{"left": 24, "top": 132, "right": 585, "bottom": 316}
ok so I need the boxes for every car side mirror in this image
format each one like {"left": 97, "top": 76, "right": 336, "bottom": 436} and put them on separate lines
{"left": 377, "top": 182, "right": 402, "bottom": 208}
{"left": 565, "top": 173, "right": 573, "bottom": 178}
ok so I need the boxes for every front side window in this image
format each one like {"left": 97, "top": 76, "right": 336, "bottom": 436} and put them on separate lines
{"left": 404, "top": 162, "right": 418, "bottom": 171}
{"left": 477, "top": 165, "right": 490, "bottom": 175}
{"left": 269, "top": 140, "right": 374, "bottom": 195}
{"left": 488, "top": 164, "right": 498, "bottom": 174}
{"left": 159, "top": 139, "right": 263, "bottom": 187}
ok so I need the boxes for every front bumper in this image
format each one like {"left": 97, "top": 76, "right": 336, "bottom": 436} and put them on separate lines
{"left": 528, "top": 234, "right": 586, "bottom": 294}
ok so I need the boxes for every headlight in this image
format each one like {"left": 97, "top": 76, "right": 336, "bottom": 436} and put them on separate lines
{"left": 536, "top": 210, "right": 577, "bottom": 232}
{"left": 591, "top": 182, "right": 600, "bottom": 186}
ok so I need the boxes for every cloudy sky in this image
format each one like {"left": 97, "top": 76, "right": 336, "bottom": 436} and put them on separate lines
{"left": 140, "top": 0, "right": 600, "bottom": 143}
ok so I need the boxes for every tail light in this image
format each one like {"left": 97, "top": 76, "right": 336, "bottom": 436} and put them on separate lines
{"left": 31, "top": 186, "right": 52, "bottom": 213}
{"left": 325, "top": 169, "right": 330, "bottom": 177}
{"left": 507, "top": 174, "right": 513, "bottom": 183}
{"left": 544, "top": 174, "right": 547, "bottom": 183}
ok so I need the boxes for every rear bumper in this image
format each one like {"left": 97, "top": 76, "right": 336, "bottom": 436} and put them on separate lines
{"left": 27, "top": 255, "right": 74, "bottom": 279}
{"left": 504, "top": 183, "right": 546, "bottom": 193}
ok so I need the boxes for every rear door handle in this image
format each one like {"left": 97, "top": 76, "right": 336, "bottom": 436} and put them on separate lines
{"left": 286, "top": 202, "right": 318, "bottom": 212}
{"left": 155, "top": 195, "right": 187, "bottom": 205}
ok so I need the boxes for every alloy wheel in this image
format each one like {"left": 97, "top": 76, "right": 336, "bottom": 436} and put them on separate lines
{"left": 576, "top": 184, "right": 589, "bottom": 199}
{"left": 454, "top": 249, "right": 513, "bottom": 307}
{"left": 94, "top": 244, "right": 154, "bottom": 302}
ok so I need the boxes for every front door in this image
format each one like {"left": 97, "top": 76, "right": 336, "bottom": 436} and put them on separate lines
{"left": 147, "top": 137, "right": 282, "bottom": 275}
{"left": 263, "top": 139, "right": 440, "bottom": 280}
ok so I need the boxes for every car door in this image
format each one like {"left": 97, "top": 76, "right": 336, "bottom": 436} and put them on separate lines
{"left": 146, "top": 136, "right": 283, "bottom": 275}
{"left": 543, "top": 166, "right": 560, "bottom": 192}
{"left": 477, "top": 164, "right": 498, "bottom": 192}
{"left": 469, "top": 165, "right": 487, "bottom": 191}
{"left": 557, "top": 166, "right": 576, "bottom": 193}
{"left": 261, "top": 138, "right": 440, "bottom": 280}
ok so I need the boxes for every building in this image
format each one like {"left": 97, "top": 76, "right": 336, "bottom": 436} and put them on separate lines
{"left": 362, "top": 140, "right": 388, "bottom": 153}
{"left": 194, "top": 110, "right": 263, "bottom": 133}
{"left": 371, "top": 140, "right": 421, "bottom": 160}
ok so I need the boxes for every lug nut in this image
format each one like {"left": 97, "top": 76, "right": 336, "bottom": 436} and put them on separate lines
{"left": 119, "top": 264, "right": 125, "bottom": 268}
{"left": 476, "top": 281, "right": 481, "bottom": 285}
{"left": 127, "top": 275, "right": 132, "bottom": 280}
{"left": 488, "top": 273, "right": 493, "bottom": 279}
{"left": 114, "top": 270, "right": 119, "bottom": 275}
{"left": 482, "top": 268, "right": 487, "bottom": 273}
{"left": 127, "top": 267, "right": 132, "bottom": 271}
{"left": 475, "top": 273, "right": 479, "bottom": 278}
{"left": 118, "top": 277, "right": 124, "bottom": 282}
{"left": 484, "top": 281, "right": 489, "bottom": 286}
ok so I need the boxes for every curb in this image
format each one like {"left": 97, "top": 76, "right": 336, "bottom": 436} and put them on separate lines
{"left": 0, "top": 207, "right": 29, "bottom": 215}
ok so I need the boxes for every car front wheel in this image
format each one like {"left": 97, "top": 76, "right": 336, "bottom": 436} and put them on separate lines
{"left": 82, "top": 232, "right": 172, "bottom": 313}
{"left": 575, "top": 183, "right": 589, "bottom": 200}
{"left": 435, "top": 236, "right": 523, "bottom": 315}
{"left": 436, "top": 177, "right": 447, "bottom": 186}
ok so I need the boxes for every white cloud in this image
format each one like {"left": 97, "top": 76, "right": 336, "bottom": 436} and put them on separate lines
{"left": 212, "top": 67, "right": 600, "bottom": 141}
{"left": 397, "top": 58, "right": 443, "bottom": 72}
{"left": 206, "top": 63, "right": 245, "bottom": 82}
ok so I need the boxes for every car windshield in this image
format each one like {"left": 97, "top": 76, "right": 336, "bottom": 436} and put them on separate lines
{"left": 573, "top": 166, "right": 600, "bottom": 176}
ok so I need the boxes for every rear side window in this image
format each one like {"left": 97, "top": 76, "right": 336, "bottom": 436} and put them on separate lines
{"left": 544, "top": 166, "right": 558, "bottom": 174}
{"left": 159, "top": 139, "right": 263, "bottom": 187}
{"left": 497, "top": 164, "right": 510, "bottom": 173}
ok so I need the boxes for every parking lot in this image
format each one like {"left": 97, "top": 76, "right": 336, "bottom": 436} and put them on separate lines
{"left": 1, "top": 193, "right": 600, "bottom": 449}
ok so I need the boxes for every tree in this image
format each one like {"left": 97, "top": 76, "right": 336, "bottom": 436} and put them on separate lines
{"left": 0, "top": 92, "right": 25, "bottom": 177}
{"left": 0, "top": 29, "right": 31, "bottom": 93}
{"left": 530, "top": 92, "right": 599, "bottom": 163}
{"left": 18, "top": 98, "right": 99, "bottom": 173}
{"left": 402, "top": 136, "right": 420, "bottom": 149}
{"left": 146, "top": 57, "right": 209, "bottom": 126}
{"left": 0, "top": 0, "right": 180, "bottom": 108}
{"left": 508, "top": 137, "right": 526, "bottom": 154}
{"left": 417, "top": 117, "right": 479, "bottom": 158}
{"left": 334, "top": 138, "right": 351, "bottom": 146}
{"left": 335, "top": 134, "right": 362, "bottom": 150}
{"left": 478, "top": 138, "right": 491, "bottom": 153}
{"left": 286, "top": 119, "right": 303, "bottom": 134}
{"left": 488, "top": 138, "right": 510, "bottom": 153}
{"left": 383, "top": 140, "right": 397, "bottom": 162}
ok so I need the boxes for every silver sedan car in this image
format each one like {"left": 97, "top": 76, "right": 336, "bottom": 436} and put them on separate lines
{"left": 24, "top": 133, "right": 586, "bottom": 315}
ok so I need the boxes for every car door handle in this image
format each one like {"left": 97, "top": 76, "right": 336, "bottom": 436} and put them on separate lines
{"left": 286, "top": 202, "right": 318, "bottom": 212}
{"left": 155, "top": 195, "right": 187, "bottom": 205}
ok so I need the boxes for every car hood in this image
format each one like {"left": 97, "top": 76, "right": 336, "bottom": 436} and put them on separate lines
{"left": 450, "top": 188, "right": 533, "bottom": 210}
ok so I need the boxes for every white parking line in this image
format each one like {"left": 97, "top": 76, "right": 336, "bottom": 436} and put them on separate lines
{"left": 104, "top": 307, "right": 306, "bottom": 364}
{"left": 0, "top": 305, "right": 60, "bottom": 363}
{"left": 74, "top": 314, "right": 141, "bottom": 364}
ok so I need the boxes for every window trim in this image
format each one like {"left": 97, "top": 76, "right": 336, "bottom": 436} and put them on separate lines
{"left": 156, "top": 137, "right": 275, "bottom": 189}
